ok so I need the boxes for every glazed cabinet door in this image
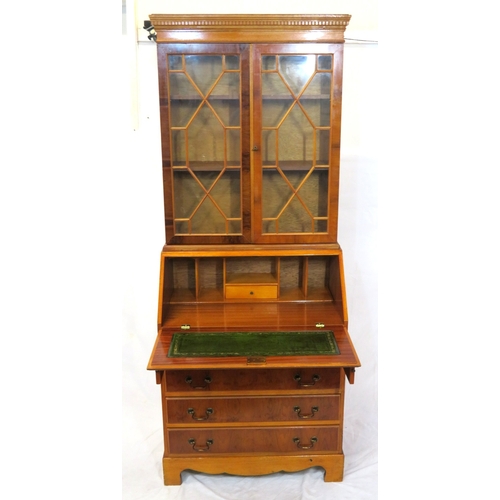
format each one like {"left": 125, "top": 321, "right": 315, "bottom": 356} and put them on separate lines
{"left": 157, "top": 44, "right": 252, "bottom": 244}
{"left": 157, "top": 42, "right": 344, "bottom": 245}
{"left": 252, "top": 44, "right": 344, "bottom": 244}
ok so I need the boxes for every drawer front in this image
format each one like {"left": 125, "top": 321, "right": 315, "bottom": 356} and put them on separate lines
{"left": 165, "top": 368, "right": 341, "bottom": 394}
{"left": 225, "top": 284, "right": 278, "bottom": 299}
{"left": 168, "top": 426, "right": 340, "bottom": 454}
{"left": 166, "top": 395, "right": 340, "bottom": 424}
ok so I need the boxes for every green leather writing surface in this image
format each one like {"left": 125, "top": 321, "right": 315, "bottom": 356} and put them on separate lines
{"left": 168, "top": 330, "right": 340, "bottom": 357}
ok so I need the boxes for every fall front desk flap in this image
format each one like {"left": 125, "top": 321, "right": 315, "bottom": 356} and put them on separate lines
{"left": 168, "top": 330, "right": 340, "bottom": 358}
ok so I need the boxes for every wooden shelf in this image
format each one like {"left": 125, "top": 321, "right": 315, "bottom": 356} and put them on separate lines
{"left": 172, "top": 162, "right": 241, "bottom": 170}
{"left": 261, "top": 161, "right": 330, "bottom": 170}
{"left": 170, "top": 95, "right": 241, "bottom": 100}
{"left": 261, "top": 94, "right": 331, "bottom": 100}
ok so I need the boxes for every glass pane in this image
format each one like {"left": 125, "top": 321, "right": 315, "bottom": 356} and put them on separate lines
{"left": 170, "top": 100, "right": 201, "bottom": 128}
{"left": 169, "top": 72, "right": 200, "bottom": 99}
{"left": 279, "top": 197, "right": 312, "bottom": 233}
{"left": 187, "top": 104, "right": 224, "bottom": 165}
{"left": 209, "top": 73, "right": 240, "bottom": 126}
{"left": 168, "top": 55, "right": 183, "bottom": 71}
{"left": 210, "top": 72, "right": 240, "bottom": 101}
{"left": 314, "top": 220, "right": 328, "bottom": 232}
{"left": 262, "top": 169, "right": 292, "bottom": 219}
{"left": 227, "top": 220, "right": 241, "bottom": 233}
{"left": 262, "top": 73, "right": 293, "bottom": 127}
{"left": 300, "top": 74, "right": 331, "bottom": 126}
{"left": 171, "top": 130, "right": 186, "bottom": 165}
{"left": 317, "top": 55, "right": 332, "bottom": 71}
{"left": 278, "top": 55, "right": 316, "bottom": 96}
{"left": 263, "top": 220, "right": 276, "bottom": 233}
{"left": 299, "top": 169, "right": 329, "bottom": 217}
{"left": 185, "top": 55, "right": 223, "bottom": 96}
{"left": 283, "top": 170, "right": 308, "bottom": 191}
{"left": 210, "top": 170, "right": 241, "bottom": 219}
{"left": 262, "top": 72, "right": 286, "bottom": 96}
{"left": 227, "top": 129, "right": 241, "bottom": 166}
{"left": 173, "top": 171, "right": 205, "bottom": 219}
{"left": 225, "top": 55, "right": 239, "bottom": 70}
{"left": 278, "top": 105, "right": 314, "bottom": 169}
{"left": 209, "top": 98, "right": 240, "bottom": 127}
{"left": 262, "top": 97, "right": 293, "bottom": 128}
{"left": 262, "top": 55, "right": 276, "bottom": 71}
{"left": 262, "top": 130, "right": 276, "bottom": 166}
{"left": 191, "top": 198, "right": 226, "bottom": 234}
{"left": 192, "top": 170, "right": 221, "bottom": 191}
{"left": 175, "top": 220, "right": 189, "bottom": 234}
{"left": 316, "top": 130, "right": 330, "bottom": 165}
{"left": 169, "top": 73, "right": 201, "bottom": 127}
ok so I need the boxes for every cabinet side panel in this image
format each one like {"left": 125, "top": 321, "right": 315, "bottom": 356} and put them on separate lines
{"left": 156, "top": 45, "right": 174, "bottom": 242}
{"left": 328, "top": 255, "right": 347, "bottom": 325}
{"left": 157, "top": 255, "right": 169, "bottom": 326}
{"left": 328, "top": 45, "right": 344, "bottom": 242}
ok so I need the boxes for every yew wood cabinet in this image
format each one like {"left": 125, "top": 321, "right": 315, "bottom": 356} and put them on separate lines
{"left": 146, "top": 14, "right": 360, "bottom": 485}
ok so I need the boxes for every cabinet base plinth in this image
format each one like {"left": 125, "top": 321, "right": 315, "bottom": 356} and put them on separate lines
{"left": 163, "top": 453, "right": 344, "bottom": 485}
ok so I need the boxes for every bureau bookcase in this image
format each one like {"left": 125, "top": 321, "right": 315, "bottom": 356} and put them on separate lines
{"left": 146, "top": 14, "right": 360, "bottom": 485}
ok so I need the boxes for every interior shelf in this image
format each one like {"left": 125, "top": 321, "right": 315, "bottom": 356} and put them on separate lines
{"left": 172, "top": 162, "right": 241, "bottom": 170}
{"left": 261, "top": 161, "right": 330, "bottom": 170}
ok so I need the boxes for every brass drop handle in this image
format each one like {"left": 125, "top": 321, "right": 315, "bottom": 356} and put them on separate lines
{"left": 294, "top": 406, "right": 319, "bottom": 419}
{"left": 252, "top": 145, "right": 259, "bottom": 151}
{"left": 187, "top": 407, "right": 214, "bottom": 421}
{"left": 188, "top": 438, "right": 213, "bottom": 452}
{"left": 293, "top": 437, "right": 318, "bottom": 449}
{"left": 294, "top": 374, "right": 320, "bottom": 387}
{"left": 185, "top": 376, "right": 212, "bottom": 389}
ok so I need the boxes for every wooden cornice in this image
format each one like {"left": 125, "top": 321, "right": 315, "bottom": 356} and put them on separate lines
{"left": 149, "top": 14, "right": 351, "bottom": 44}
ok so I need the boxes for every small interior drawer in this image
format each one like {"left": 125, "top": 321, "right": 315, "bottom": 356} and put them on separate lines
{"left": 225, "top": 272, "right": 278, "bottom": 299}
{"left": 225, "top": 284, "right": 278, "bottom": 299}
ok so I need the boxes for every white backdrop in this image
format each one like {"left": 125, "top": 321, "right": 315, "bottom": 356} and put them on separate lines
{"left": 0, "top": 3, "right": 377, "bottom": 499}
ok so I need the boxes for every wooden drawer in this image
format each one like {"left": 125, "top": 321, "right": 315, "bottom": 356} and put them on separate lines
{"left": 166, "top": 395, "right": 340, "bottom": 424}
{"left": 165, "top": 368, "right": 341, "bottom": 394}
{"left": 225, "top": 272, "right": 278, "bottom": 299}
{"left": 168, "top": 425, "right": 341, "bottom": 455}
{"left": 225, "top": 284, "right": 278, "bottom": 299}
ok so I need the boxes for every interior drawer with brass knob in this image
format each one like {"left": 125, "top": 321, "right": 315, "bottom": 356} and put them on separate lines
{"left": 225, "top": 273, "right": 278, "bottom": 300}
